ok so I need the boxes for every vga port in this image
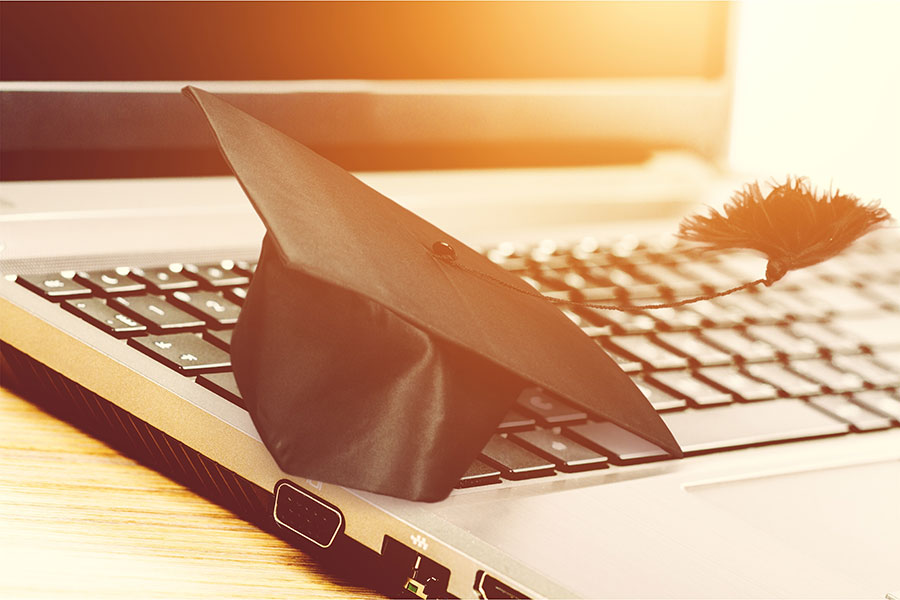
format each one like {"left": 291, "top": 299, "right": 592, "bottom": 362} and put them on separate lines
{"left": 273, "top": 480, "right": 344, "bottom": 548}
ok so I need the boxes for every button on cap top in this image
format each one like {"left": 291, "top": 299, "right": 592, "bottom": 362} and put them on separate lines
{"left": 432, "top": 241, "right": 457, "bottom": 261}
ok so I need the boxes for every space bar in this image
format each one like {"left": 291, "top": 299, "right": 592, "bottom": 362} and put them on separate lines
{"left": 661, "top": 399, "right": 851, "bottom": 455}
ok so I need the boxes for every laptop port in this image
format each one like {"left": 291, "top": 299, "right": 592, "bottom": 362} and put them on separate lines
{"left": 475, "top": 570, "right": 529, "bottom": 599}
{"left": 272, "top": 480, "right": 343, "bottom": 548}
{"left": 381, "top": 535, "right": 451, "bottom": 599}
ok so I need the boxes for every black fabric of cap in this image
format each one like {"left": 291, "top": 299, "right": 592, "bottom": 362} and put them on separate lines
{"left": 184, "top": 86, "right": 681, "bottom": 501}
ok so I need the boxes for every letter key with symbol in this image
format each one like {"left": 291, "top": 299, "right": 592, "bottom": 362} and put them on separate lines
{"left": 128, "top": 333, "right": 231, "bottom": 373}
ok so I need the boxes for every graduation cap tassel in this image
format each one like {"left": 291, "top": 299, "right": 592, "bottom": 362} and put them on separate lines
{"left": 678, "top": 177, "right": 891, "bottom": 285}
{"left": 434, "top": 177, "right": 892, "bottom": 312}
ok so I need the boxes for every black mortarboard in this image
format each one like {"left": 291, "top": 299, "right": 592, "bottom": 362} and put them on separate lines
{"left": 183, "top": 86, "right": 681, "bottom": 501}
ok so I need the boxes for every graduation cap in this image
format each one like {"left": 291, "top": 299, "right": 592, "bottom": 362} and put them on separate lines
{"left": 183, "top": 86, "right": 683, "bottom": 501}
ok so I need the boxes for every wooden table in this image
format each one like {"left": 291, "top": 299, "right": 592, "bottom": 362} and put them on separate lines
{"left": 0, "top": 385, "right": 385, "bottom": 599}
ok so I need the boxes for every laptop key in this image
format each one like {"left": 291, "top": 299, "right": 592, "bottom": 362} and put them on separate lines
{"left": 75, "top": 269, "right": 147, "bottom": 295}
{"left": 604, "top": 348, "right": 644, "bottom": 373}
{"left": 632, "top": 263, "right": 697, "bottom": 289}
{"left": 170, "top": 290, "right": 241, "bottom": 328}
{"left": 62, "top": 297, "right": 147, "bottom": 337}
{"left": 510, "top": 429, "right": 609, "bottom": 472}
{"left": 676, "top": 261, "right": 740, "bottom": 290}
{"left": 695, "top": 366, "right": 778, "bottom": 401}
{"left": 575, "top": 286, "right": 621, "bottom": 302}
{"left": 754, "top": 288, "right": 828, "bottom": 321}
{"left": 235, "top": 260, "right": 257, "bottom": 276}
{"left": 184, "top": 261, "right": 251, "bottom": 288}
{"left": 789, "top": 321, "right": 862, "bottom": 355}
{"left": 529, "top": 268, "right": 574, "bottom": 292}
{"left": 647, "top": 307, "right": 705, "bottom": 331}
{"left": 801, "top": 284, "right": 883, "bottom": 314}
{"left": 660, "top": 399, "right": 850, "bottom": 455}
{"left": 457, "top": 460, "right": 502, "bottom": 488}
{"left": 713, "top": 294, "right": 785, "bottom": 324}
{"left": 866, "top": 282, "right": 900, "bottom": 309}
{"left": 619, "top": 284, "right": 669, "bottom": 301}
{"left": 763, "top": 288, "right": 827, "bottom": 320}
{"left": 479, "top": 435, "right": 556, "bottom": 480}
{"left": 16, "top": 273, "right": 91, "bottom": 299}
{"left": 128, "top": 333, "right": 231, "bottom": 374}
{"left": 686, "top": 299, "right": 745, "bottom": 327}
{"left": 654, "top": 332, "right": 732, "bottom": 366}
{"left": 830, "top": 354, "right": 900, "bottom": 388}
{"left": 203, "top": 328, "right": 234, "bottom": 351}
{"left": 700, "top": 329, "right": 778, "bottom": 362}
{"left": 631, "top": 376, "right": 688, "bottom": 411}
{"left": 743, "top": 362, "right": 821, "bottom": 397}
{"left": 745, "top": 325, "right": 819, "bottom": 359}
{"left": 132, "top": 265, "right": 199, "bottom": 292}
{"left": 564, "top": 421, "right": 670, "bottom": 464}
{"left": 648, "top": 371, "right": 733, "bottom": 406}
{"left": 807, "top": 395, "right": 892, "bottom": 432}
{"left": 852, "top": 390, "right": 900, "bottom": 422}
{"left": 873, "top": 350, "right": 900, "bottom": 372}
{"left": 829, "top": 314, "right": 900, "bottom": 350}
{"left": 112, "top": 295, "right": 205, "bottom": 332}
{"left": 497, "top": 409, "right": 536, "bottom": 433}
{"left": 658, "top": 282, "right": 707, "bottom": 301}
{"left": 581, "top": 325, "right": 615, "bottom": 339}
{"left": 789, "top": 359, "right": 866, "bottom": 393}
{"left": 224, "top": 286, "right": 249, "bottom": 305}
{"left": 196, "top": 371, "right": 245, "bottom": 409}
{"left": 578, "top": 307, "right": 658, "bottom": 334}
{"left": 515, "top": 388, "right": 587, "bottom": 425}
{"left": 606, "top": 335, "right": 689, "bottom": 370}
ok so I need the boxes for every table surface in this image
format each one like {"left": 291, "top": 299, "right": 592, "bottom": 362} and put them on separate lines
{"left": 0, "top": 385, "right": 385, "bottom": 599}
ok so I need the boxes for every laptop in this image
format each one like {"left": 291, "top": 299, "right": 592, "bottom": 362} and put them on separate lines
{"left": 2, "top": 2, "right": 899, "bottom": 598}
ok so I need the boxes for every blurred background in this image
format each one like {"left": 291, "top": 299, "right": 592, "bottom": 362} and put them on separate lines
{"left": 730, "top": 1, "right": 900, "bottom": 207}
{"left": 2, "top": 0, "right": 898, "bottom": 208}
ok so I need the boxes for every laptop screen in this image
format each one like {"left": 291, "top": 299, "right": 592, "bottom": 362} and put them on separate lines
{"left": 1, "top": 1, "right": 732, "bottom": 179}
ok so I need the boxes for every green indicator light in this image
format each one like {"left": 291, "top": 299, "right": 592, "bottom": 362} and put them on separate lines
{"left": 406, "top": 582, "right": 419, "bottom": 593}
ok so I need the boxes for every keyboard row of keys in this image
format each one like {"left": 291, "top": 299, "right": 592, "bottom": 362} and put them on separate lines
{"left": 601, "top": 328, "right": 867, "bottom": 371}
{"left": 113, "top": 295, "right": 205, "bottom": 331}
{"left": 572, "top": 298, "right": 862, "bottom": 335}
{"left": 17, "top": 262, "right": 257, "bottom": 299}
{"left": 62, "top": 292, "right": 240, "bottom": 334}
{"left": 76, "top": 270, "right": 147, "bottom": 295}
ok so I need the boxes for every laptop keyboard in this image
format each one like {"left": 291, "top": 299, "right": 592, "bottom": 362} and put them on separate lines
{"left": 13, "top": 233, "right": 900, "bottom": 490}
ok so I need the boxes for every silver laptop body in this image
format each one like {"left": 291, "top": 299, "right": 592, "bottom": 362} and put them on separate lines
{"left": 2, "top": 3, "right": 898, "bottom": 598}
